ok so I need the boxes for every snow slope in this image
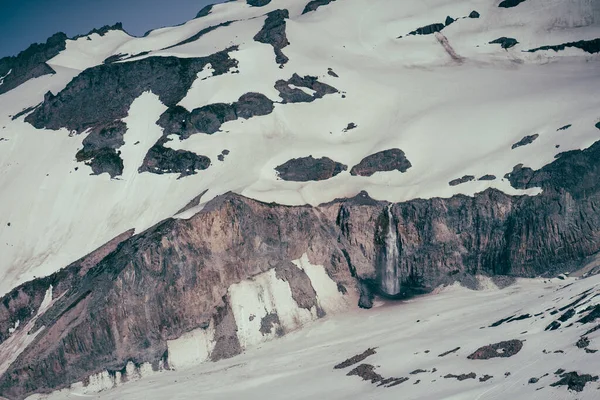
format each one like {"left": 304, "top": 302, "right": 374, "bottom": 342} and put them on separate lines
{"left": 0, "top": 0, "right": 599, "bottom": 298}
{"left": 26, "top": 274, "right": 600, "bottom": 400}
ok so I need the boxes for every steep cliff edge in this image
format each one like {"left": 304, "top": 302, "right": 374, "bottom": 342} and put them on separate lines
{"left": 2, "top": 137, "right": 600, "bottom": 398}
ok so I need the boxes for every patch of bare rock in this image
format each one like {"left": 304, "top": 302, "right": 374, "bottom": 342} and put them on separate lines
{"left": 350, "top": 148, "right": 412, "bottom": 177}
{"left": 467, "top": 339, "right": 523, "bottom": 360}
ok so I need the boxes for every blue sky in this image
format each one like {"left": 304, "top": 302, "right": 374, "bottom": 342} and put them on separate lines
{"left": 0, "top": 0, "right": 223, "bottom": 58}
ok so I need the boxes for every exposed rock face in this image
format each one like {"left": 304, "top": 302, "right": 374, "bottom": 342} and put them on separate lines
{"left": 512, "top": 134, "right": 539, "bottom": 149}
{"left": 479, "top": 174, "right": 496, "bottom": 181}
{"left": 73, "top": 23, "right": 126, "bottom": 40}
{"left": 158, "top": 92, "right": 274, "bottom": 139}
{"left": 247, "top": 0, "right": 271, "bottom": 6}
{"left": 557, "top": 124, "right": 572, "bottom": 131}
{"left": 334, "top": 348, "right": 377, "bottom": 369}
{"left": 490, "top": 37, "right": 519, "bottom": 49}
{"left": 499, "top": 0, "right": 527, "bottom": 8}
{"left": 550, "top": 371, "right": 598, "bottom": 392}
{"left": 26, "top": 48, "right": 238, "bottom": 134}
{"left": 4, "top": 139, "right": 600, "bottom": 397}
{"left": 302, "top": 0, "right": 337, "bottom": 14}
{"left": 275, "top": 73, "right": 338, "bottom": 103}
{"left": 409, "top": 23, "right": 445, "bottom": 36}
{"left": 444, "top": 373, "right": 476, "bottom": 381}
{"left": 259, "top": 312, "right": 282, "bottom": 336}
{"left": 526, "top": 39, "right": 600, "bottom": 54}
{"left": 0, "top": 228, "right": 133, "bottom": 350}
{"left": 0, "top": 23, "right": 127, "bottom": 96}
{"left": 438, "top": 347, "right": 461, "bottom": 357}
{"left": 164, "top": 21, "right": 234, "bottom": 50}
{"left": 195, "top": 4, "right": 213, "bottom": 18}
{"left": 138, "top": 138, "right": 211, "bottom": 178}
{"left": 346, "top": 364, "right": 408, "bottom": 388}
{"left": 449, "top": 175, "right": 475, "bottom": 186}
{"left": 275, "top": 156, "right": 348, "bottom": 181}
{"left": 24, "top": 48, "right": 237, "bottom": 176}
{"left": 575, "top": 336, "right": 590, "bottom": 348}
{"left": 469, "top": 11, "right": 480, "bottom": 18}
{"left": 467, "top": 340, "right": 523, "bottom": 359}
{"left": 0, "top": 32, "right": 66, "bottom": 95}
{"left": 274, "top": 262, "right": 319, "bottom": 311}
{"left": 350, "top": 149, "right": 412, "bottom": 177}
{"left": 75, "top": 121, "right": 127, "bottom": 178}
{"left": 253, "top": 9, "right": 290, "bottom": 66}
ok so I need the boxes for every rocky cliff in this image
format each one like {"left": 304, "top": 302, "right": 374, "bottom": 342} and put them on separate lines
{"left": 1, "top": 135, "right": 600, "bottom": 399}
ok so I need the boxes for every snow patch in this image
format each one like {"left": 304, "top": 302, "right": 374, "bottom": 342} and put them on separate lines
{"left": 0, "top": 68, "right": 11, "bottom": 86}
{"left": 36, "top": 285, "right": 53, "bottom": 316}
{"left": 167, "top": 325, "right": 216, "bottom": 369}
{"left": 292, "top": 253, "right": 351, "bottom": 314}
{"left": 7, "top": 319, "right": 19, "bottom": 335}
{"left": 229, "top": 269, "right": 316, "bottom": 349}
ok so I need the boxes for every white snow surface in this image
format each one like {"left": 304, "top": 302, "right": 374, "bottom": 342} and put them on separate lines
{"left": 0, "top": 0, "right": 599, "bottom": 296}
{"left": 27, "top": 274, "right": 600, "bottom": 400}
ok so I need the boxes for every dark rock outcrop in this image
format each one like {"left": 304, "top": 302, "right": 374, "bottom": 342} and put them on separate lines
{"left": 164, "top": 21, "right": 234, "bottom": 50}
{"left": 138, "top": 138, "right": 211, "bottom": 178}
{"left": 254, "top": 9, "right": 290, "bottom": 66}
{"left": 498, "top": 0, "right": 527, "bottom": 8}
{"left": 195, "top": 4, "right": 213, "bottom": 18}
{"left": 550, "top": 371, "right": 598, "bottom": 392}
{"left": 158, "top": 92, "right": 274, "bottom": 139}
{"left": 467, "top": 340, "right": 523, "bottom": 359}
{"left": 343, "top": 122, "right": 357, "bottom": 132}
{"left": 75, "top": 121, "right": 127, "bottom": 178}
{"left": 577, "top": 305, "right": 600, "bottom": 324}
{"left": 469, "top": 11, "right": 480, "bottom": 18}
{"left": 26, "top": 47, "right": 238, "bottom": 134}
{"left": 0, "top": 23, "right": 128, "bottom": 96}
{"left": 449, "top": 175, "right": 475, "bottom": 186}
{"left": 259, "top": 312, "right": 282, "bottom": 335}
{"left": 512, "top": 134, "right": 539, "bottom": 149}
{"left": 72, "top": 23, "right": 126, "bottom": 40}
{"left": 247, "top": 0, "right": 271, "bottom": 6}
{"left": 5, "top": 138, "right": 600, "bottom": 398}
{"left": 444, "top": 373, "right": 476, "bottom": 381}
{"left": 275, "top": 73, "right": 338, "bottom": 103}
{"left": 0, "top": 32, "right": 66, "bottom": 95}
{"left": 210, "top": 297, "right": 243, "bottom": 361}
{"left": 439, "top": 347, "right": 461, "bottom": 357}
{"left": 490, "top": 37, "right": 519, "bottom": 49}
{"left": 275, "top": 156, "right": 348, "bottom": 181}
{"left": 350, "top": 149, "right": 412, "bottom": 177}
{"left": 327, "top": 68, "right": 339, "bottom": 77}
{"left": 557, "top": 124, "right": 572, "bottom": 131}
{"left": 575, "top": 336, "right": 590, "bottom": 348}
{"left": 10, "top": 104, "right": 40, "bottom": 121}
{"left": 526, "top": 39, "right": 600, "bottom": 54}
{"left": 409, "top": 23, "right": 445, "bottom": 36}
{"left": 334, "top": 348, "right": 377, "bottom": 369}
{"left": 24, "top": 47, "right": 237, "bottom": 177}
{"left": 546, "top": 321, "right": 562, "bottom": 331}
{"left": 479, "top": 175, "right": 496, "bottom": 181}
{"left": 346, "top": 364, "right": 408, "bottom": 388}
{"left": 302, "top": 0, "right": 336, "bottom": 14}
{"left": 275, "top": 262, "right": 320, "bottom": 311}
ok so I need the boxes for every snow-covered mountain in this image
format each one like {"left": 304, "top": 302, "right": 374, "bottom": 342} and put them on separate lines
{"left": 0, "top": 0, "right": 599, "bottom": 399}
